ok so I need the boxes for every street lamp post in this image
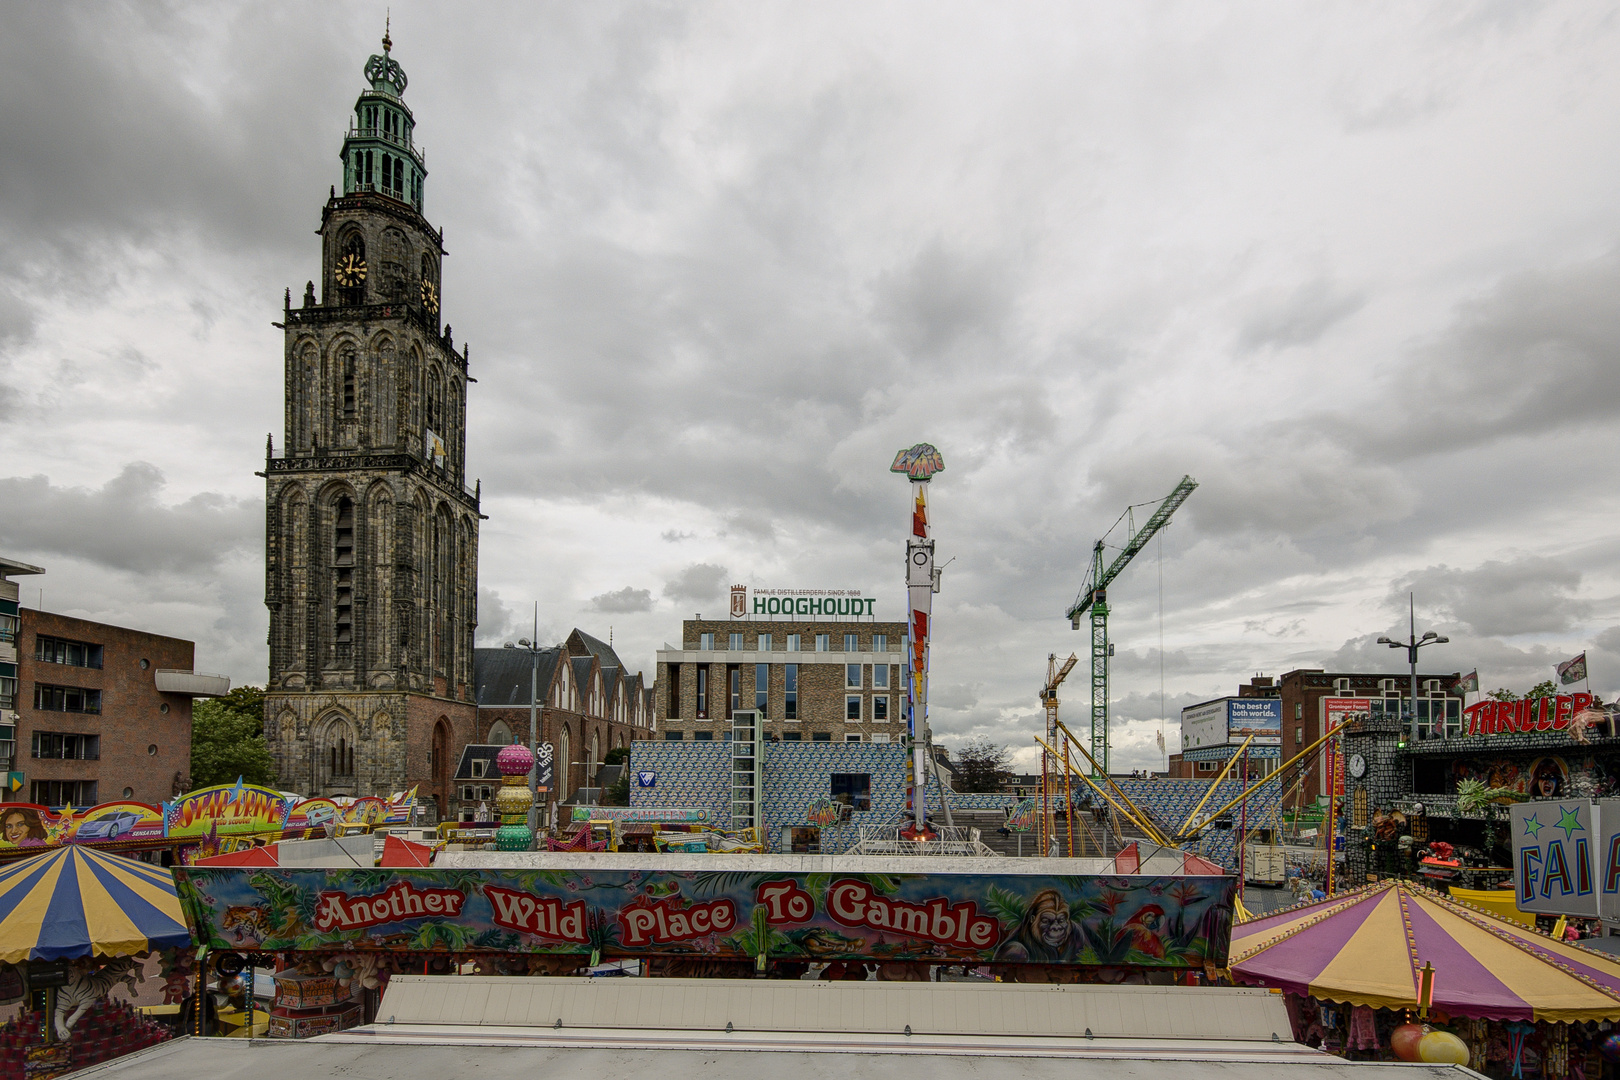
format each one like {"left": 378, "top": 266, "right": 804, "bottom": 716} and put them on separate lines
{"left": 1377, "top": 593, "right": 1450, "bottom": 742}
{"left": 503, "top": 636, "right": 543, "bottom": 840}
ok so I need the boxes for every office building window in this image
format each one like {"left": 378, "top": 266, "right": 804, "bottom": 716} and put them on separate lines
{"left": 873, "top": 634, "right": 887, "bottom": 652}
{"left": 846, "top": 733, "right": 862, "bottom": 742}
{"left": 700, "top": 633, "right": 715, "bottom": 650}
{"left": 35, "top": 636, "right": 103, "bottom": 669}
{"left": 729, "top": 633, "right": 744, "bottom": 650}
{"left": 846, "top": 695, "right": 862, "bottom": 721}
{"left": 664, "top": 731, "right": 684, "bottom": 740}
{"left": 31, "top": 780, "right": 96, "bottom": 807}
{"left": 755, "top": 663, "right": 769, "bottom": 716}
{"left": 758, "top": 634, "right": 773, "bottom": 652}
{"left": 873, "top": 695, "right": 888, "bottom": 721}
{"left": 31, "top": 732, "right": 100, "bottom": 760}
{"left": 812, "top": 732, "right": 831, "bottom": 741}
{"left": 34, "top": 684, "right": 100, "bottom": 714}
{"left": 785, "top": 664, "right": 798, "bottom": 720}
{"left": 787, "top": 634, "right": 801, "bottom": 651}
{"left": 872, "top": 664, "right": 888, "bottom": 689}
{"left": 871, "top": 733, "right": 891, "bottom": 743}
{"left": 846, "top": 664, "right": 861, "bottom": 689}
{"left": 696, "top": 667, "right": 708, "bottom": 719}
{"left": 668, "top": 665, "right": 681, "bottom": 719}
{"left": 831, "top": 773, "right": 871, "bottom": 810}
{"left": 729, "top": 666, "right": 740, "bottom": 716}
{"left": 844, "top": 634, "right": 858, "bottom": 652}
{"left": 693, "top": 731, "right": 713, "bottom": 741}
{"left": 1295, "top": 726, "right": 1303, "bottom": 743}
{"left": 816, "top": 634, "right": 830, "bottom": 652}
{"left": 782, "top": 731, "right": 802, "bottom": 741}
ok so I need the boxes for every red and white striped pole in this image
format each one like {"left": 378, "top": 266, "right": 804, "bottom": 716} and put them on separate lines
{"left": 892, "top": 444, "right": 944, "bottom": 836}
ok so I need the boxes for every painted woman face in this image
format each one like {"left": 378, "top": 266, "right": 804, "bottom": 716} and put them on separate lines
{"left": 3, "top": 813, "right": 28, "bottom": 844}
{"left": 1037, "top": 907, "right": 1071, "bottom": 948}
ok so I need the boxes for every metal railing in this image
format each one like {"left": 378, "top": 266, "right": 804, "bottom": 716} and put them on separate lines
{"left": 346, "top": 124, "right": 424, "bottom": 162}
{"left": 851, "top": 823, "right": 997, "bottom": 857}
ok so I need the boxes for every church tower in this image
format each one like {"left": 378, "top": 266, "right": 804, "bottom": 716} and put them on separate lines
{"left": 263, "top": 31, "right": 479, "bottom": 819}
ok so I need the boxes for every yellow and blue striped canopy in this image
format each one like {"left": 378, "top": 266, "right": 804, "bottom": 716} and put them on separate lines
{"left": 0, "top": 846, "right": 192, "bottom": 963}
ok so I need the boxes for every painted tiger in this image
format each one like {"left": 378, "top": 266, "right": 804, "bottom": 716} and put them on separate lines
{"left": 221, "top": 904, "right": 271, "bottom": 944}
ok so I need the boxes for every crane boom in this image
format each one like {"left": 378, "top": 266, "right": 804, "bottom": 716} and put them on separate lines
{"left": 1066, "top": 475, "right": 1199, "bottom": 624}
{"left": 1064, "top": 475, "right": 1198, "bottom": 773}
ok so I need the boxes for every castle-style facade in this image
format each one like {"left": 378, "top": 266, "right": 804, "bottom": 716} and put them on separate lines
{"left": 263, "top": 35, "right": 478, "bottom": 818}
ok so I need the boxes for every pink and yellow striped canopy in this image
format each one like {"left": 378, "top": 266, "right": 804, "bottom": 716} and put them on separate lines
{"left": 1231, "top": 882, "right": 1620, "bottom": 1022}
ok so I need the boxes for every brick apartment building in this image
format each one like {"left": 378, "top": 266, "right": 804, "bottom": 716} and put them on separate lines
{"left": 3, "top": 555, "right": 230, "bottom": 808}
{"left": 656, "top": 617, "right": 907, "bottom": 744}
{"left": 1168, "top": 668, "right": 1463, "bottom": 801}
{"left": 469, "top": 629, "right": 654, "bottom": 816}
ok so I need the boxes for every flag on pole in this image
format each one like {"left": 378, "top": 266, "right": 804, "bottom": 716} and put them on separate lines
{"left": 1456, "top": 670, "right": 1479, "bottom": 694}
{"left": 1558, "top": 653, "right": 1588, "bottom": 686}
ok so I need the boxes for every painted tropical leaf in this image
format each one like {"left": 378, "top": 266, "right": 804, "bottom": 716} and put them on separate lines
{"left": 983, "top": 885, "right": 1026, "bottom": 927}
{"left": 690, "top": 871, "right": 766, "bottom": 897}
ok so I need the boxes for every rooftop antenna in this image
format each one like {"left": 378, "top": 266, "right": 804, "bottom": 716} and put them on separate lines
{"left": 383, "top": 10, "right": 392, "bottom": 53}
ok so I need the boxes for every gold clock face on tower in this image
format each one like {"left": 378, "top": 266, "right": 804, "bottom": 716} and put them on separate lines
{"left": 336, "top": 253, "right": 367, "bottom": 288}
{"left": 420, "top": 277, "right": 439, "bottom": 313}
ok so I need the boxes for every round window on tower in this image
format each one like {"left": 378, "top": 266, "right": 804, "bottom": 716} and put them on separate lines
{"left": 140, "top": 658, "right": 150, "bottom": 670}
{"left": 147, "top": 745, "right": 158, "bottom": 756}
{"left": 122, "top": 788, "right": 134, "bottom": 800}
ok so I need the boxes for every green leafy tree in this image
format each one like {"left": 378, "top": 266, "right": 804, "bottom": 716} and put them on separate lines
{"left": 1487, "top": 680, "right": 1557, "bottom": 702}
{"left": 189, "top": 685, "right": 276, "bottom": 789}
{"left": 952, "top": 737, "right": 1013, "bottom": 793}
{"left": 603, "top": 746, "right": 630, "bottom": 766}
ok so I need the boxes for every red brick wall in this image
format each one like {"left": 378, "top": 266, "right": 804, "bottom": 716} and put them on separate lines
{"left": 12, "top": 609, "right": 195, "bottom": 808}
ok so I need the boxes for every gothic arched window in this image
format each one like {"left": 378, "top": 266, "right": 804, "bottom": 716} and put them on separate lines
{"left": 333, "top": 496, "right": 355, "bottom": 644}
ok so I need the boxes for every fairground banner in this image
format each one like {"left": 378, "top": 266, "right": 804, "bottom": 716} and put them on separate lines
{"left": 175, "top": 866, "right": 1235, "bottom": 968}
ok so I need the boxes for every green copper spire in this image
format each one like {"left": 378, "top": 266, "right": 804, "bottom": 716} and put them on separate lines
{"left": 340, "top": 25, "right": 426, "bottom": 212}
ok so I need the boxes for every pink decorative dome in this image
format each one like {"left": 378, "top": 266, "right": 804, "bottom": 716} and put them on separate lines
{"left": 495, "top": 743, "right": 536, "bottom": 776}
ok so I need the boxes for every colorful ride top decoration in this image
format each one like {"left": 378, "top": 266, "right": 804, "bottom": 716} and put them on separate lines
{"left": 493, "top": 744, "right": 536, "bottom": 851}
{"left": 892, "top": 442, "right": 943, "bottom": 834}
{"left": 178, "top": 863, "right": 1234, "bottom": 970}
{"left": 0, "top": 783, "right": 418, "bottom": 853}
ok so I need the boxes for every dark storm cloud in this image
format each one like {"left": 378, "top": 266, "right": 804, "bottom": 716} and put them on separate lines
{"left": 1358, "top": 252, "right": 1620, "bottom": 460}
{"left": 0, "top": 464, "right": 256, "bottom": 573}
{"left": 1398, "top": 557, "right": 1589, "bottom": 637}
{"left": 1238, "top": 279, "right": 1367, "bottom": 351}
{"left": 590, "top": 586, "right": 655, "bottom": 614}
{"left": 0, "top": 5, "right": 352, "bottom": 264}
{"left": 663, "top": 563, "right": 728, "bottom": 604}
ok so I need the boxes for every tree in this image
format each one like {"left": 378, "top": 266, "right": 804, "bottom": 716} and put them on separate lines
{"left": 189, "top": 686, "right": 276, "bottom": 789}
{"left": 952, "top": 737, "right": 1013, "bottom": 793}
{"left": 1487, "top": 680, "right": 1557, "bottom": 702}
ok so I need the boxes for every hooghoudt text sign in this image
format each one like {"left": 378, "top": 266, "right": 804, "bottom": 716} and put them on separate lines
{"left": 731, "top": 586, "right": 877, "bottom": 619}
{"left": 176, "top": 865, "right": 1235, "bottom": 969}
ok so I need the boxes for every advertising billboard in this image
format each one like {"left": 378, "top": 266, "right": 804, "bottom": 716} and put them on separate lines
{"left": 1227, "top": 699, "right": 1282, "bottom": 745}
{"left": 1181, "top": 698, "right": 1283, "bottom": 750}
{"left": 1180, "top": 699, "right": 1229, "bottom": 752}
{"left": 177, "top": 864, "right": 1235, "bottom": 969}
{"left": 1321, "top": 698, "right": 1374, "bottom": 798}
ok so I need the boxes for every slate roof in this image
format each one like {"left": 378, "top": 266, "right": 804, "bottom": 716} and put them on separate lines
{"left": 474, "top": 646, "right": 563, "bottom": 708}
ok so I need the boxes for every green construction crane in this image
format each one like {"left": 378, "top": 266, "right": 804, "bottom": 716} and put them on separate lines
{"left": 1065, "top": 475, "right": 1198, "bottom": 774}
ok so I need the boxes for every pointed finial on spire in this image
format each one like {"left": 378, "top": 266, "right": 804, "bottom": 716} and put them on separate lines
{"left": 382, "top": 10, "right": 392, "bottom": 53}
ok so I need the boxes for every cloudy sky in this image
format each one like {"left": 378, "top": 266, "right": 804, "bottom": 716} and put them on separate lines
{"left": 3, "top": 3, "right": 1619, "bottom": 771}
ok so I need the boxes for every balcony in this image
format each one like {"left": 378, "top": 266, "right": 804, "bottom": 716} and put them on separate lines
{"left": 154, "top": 670, "right": 231, "bottom": 697}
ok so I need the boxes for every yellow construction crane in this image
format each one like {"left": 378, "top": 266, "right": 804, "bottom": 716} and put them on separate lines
{"left": 1039, "top": 653, "right": 1079, "bottom": 856}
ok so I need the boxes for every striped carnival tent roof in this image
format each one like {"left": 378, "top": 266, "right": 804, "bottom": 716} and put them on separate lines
{"left": 0, "top": 846, "right": 193, "bottom": 963}
{"left": 1230, "top": 880, "right": 1620, "bottom": 1022}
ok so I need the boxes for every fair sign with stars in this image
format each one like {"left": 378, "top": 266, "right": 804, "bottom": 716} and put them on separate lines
{"left": 1510, "top": 800, "right": 1601, "bottom": 919}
